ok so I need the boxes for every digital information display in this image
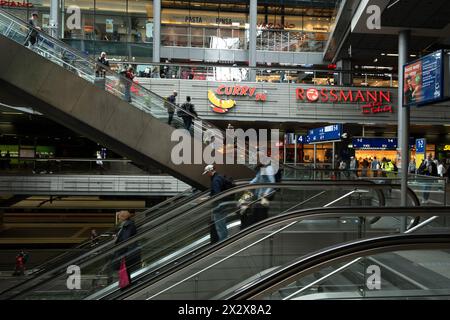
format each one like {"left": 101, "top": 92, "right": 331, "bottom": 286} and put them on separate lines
{"left": 307, "top": 124, "right": 342, "bottom": 143}
{"left": 352, "top": 137, "right": 415, "bottom": 150}
{"left": 403, "top": 50, "right": 444, "bottom": 106}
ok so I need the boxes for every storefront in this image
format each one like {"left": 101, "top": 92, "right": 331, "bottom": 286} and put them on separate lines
{"left": 283, "top": 133, "right": 332, "bottom": 165}
{"left": 2, "top": 0, "right": 154, "bottom": 61}
{"left": 1, "top": 0, "right": 332, "bottom": 62}
{"left": 435, "top": 144, "right": 449, "bottom": 162}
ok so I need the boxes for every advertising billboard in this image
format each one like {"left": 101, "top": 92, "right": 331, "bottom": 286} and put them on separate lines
{"left": 403, "top": 50, "right": 444, "bottom": 106}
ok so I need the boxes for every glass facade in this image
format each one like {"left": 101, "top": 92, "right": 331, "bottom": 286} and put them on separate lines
{"left": 1, "top": 0, "right": 333, "bottom": 62}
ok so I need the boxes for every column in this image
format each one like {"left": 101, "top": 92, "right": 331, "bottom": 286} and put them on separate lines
{"left": 50, "top": 0, "right": 61, "bottom": 38}
{"left": 248, "top": 0, "right": 257, "bottom": 82}
{"left": 153, "top": 0, "right": 161, "bottom": 64}
{"left": 398, "top": 30, "right": 410, "bottom": 222}
{"left": 336, "top": 59, "right": 353, "bottom": 86}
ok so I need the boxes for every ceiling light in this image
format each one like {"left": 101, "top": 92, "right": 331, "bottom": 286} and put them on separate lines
{"left": 386, "top": 53, "right": 398, "bottom": 57}
{"left": 381, "top": 53, "right": 386, "bottom": 56}
{"left": 410, "top": 54, "right": 417, "bottom": 57}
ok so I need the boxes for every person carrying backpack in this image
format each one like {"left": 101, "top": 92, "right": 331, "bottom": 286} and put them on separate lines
{"left": 249, "top": 150, "right": 276, "bottom": 206}
{"left": 203, "top": 164, "right": 234, "bottom": 243}
{"left": 166, "top": 90, "right": 177, "bottom": 125}
{"left": 179, "top": 96, "right": 198, "bottom": 132}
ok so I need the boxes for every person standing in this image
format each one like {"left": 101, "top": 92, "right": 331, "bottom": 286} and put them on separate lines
{"left": 437, "top": 160, "right": 446, "bottom": 177}
{"left": 203, "top": 165, "right": 230, "bottom": 243}
{"left": 179, "top": 96, "right": 197, "bottom": 132}
{"left": 112, "top": 210, "right": 141, "bottom": 285}
{"left": 90, "top": 229, "right": 99, "bottom": 246}
{"left": 166, "top": 90, "right": 177, "bottom": 125}
{"left": 95, "top": 52, "right": 110, "bottom": 78}
{"left": 408, "top": 158, "right": 416, "bottom": 174}
{"left": 123, "top": 66, "right": 135, "bottom": 103}
{"left": 25, "top": 12, "right": 41, "bottom": 49}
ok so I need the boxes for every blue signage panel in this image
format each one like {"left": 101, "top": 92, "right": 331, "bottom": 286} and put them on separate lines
{"left": 415, "top": 138, "right": 426, "bottom": 153}
{"left": 352, "top": 137, "right": 415, "bottom": 150}
{"left": 297, "top": 135, "right": 310, "bottom": 144}
{"left": 403, "top": 50, "right": 444, "bottom": 106}
{"left": 307, "top": 124, "right": 342, "bottom": 143}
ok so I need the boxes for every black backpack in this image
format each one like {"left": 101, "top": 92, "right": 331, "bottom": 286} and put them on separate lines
{"left": 222, "top": 175, "right": 236, "bottom": 191}
{"left": 274, "top": 168, "right": 283, "bottom": 183}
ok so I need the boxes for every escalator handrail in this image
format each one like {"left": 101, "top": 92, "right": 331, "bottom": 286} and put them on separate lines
{"left": 118, "top": 204, "right": 442, "bottom": 300}
{"left": 98, "top": 187, "right": 385, "bottom": 299}
{"left": 0, "top": 9, "right": 246, "bottom": 154}
{"left": 226, "top": 233, "right": 450, "bottom": 300}
{"left": 4, "top": 180, "right": 396, "bottom": 299}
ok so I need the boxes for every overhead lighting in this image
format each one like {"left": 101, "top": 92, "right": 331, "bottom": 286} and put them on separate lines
{"left": 373, "top": 58, "right": 378, "bottom": 63}
{"left": 410, "top": 54, "right": 417, "bottom": 57}
{"left": 1, "top": 112, "right": 22, "bottom": 115}
{"left": 386, "top": 53, "right": 398, "bottom": 57}
{"left": 381, "top": 53, "right": 386, "bottom": 56}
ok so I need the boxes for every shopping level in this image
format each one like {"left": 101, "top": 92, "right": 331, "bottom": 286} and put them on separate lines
{"left": 0, "top": 177, "right": 438, "bottom": 299}
{"left": 0, "top": 10, "right": 254, "bottom": 190}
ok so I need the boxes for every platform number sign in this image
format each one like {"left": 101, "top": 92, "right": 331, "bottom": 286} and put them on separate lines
{"left": 416, "top": 138, "right": 426, "bottom": 153}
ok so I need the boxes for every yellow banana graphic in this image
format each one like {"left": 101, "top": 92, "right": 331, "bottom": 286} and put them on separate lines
{"left": 208, "top": 90, "right": 236, "bottom": 109}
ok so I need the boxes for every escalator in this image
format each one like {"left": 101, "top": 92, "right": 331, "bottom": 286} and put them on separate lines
{"left": 2, "top": 181, "right": 419, "bottom": 299}
{"left": 120, "top": 206, "right": 450, "bottom": 300}
{"left": 0, "top": 9, "right": 254, "bottom": 190}
{"left": 226, "top": 232, "right": 450, "bottom": 300}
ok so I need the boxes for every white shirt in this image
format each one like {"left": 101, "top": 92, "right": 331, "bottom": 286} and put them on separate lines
{"left": 438, "top": 164, "right": 444, "bottom": 177}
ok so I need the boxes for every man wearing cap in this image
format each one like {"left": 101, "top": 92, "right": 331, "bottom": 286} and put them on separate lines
{"left": 166, "top": 90, "right": 177, "bottom": 125}
{"left": 25, "top": 12, "right": 41, "bottom": 49}
{"left": 203, "top": 164, "right": 229, "bottom": 242}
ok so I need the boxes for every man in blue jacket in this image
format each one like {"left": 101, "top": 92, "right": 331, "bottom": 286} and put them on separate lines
{"left": 203, "top": 164, "right": 229, "bottom": 243}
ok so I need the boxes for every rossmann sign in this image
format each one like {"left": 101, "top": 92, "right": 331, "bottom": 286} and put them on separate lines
{"left": 296, "top": 88, "right": 394, "bottom": 114}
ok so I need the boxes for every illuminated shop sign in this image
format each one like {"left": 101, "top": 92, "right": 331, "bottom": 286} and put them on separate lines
{"left": 295, "top": 88, "right": 394, "bottom": 114}
{"left": 257, "top": 22, "right": 296, "bottom": 30}
{"left": 208, "top": 85, "right": 267, "bottom": 114}
{"left": 0, "top": 0, "right": 32, "bottom": 7}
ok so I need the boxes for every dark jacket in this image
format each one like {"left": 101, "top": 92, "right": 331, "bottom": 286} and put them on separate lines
{"left": 114, "top": 220, "right": 141, "bottom": 272}
{"left": 210, "top": 173, "right": 225, "bottom": 196}
{"left": 115, "top": 220, "right": 137, "bottom": 245}
{"left": 166, "top": 94, "right": 176, "bottom": 113}
{"left": 179, "top": 102, "right": 197, "bottom": 119}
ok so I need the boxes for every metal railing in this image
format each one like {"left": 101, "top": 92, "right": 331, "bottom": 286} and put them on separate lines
{"left": 0, "top": 9, "right": 255, "bottom": 165}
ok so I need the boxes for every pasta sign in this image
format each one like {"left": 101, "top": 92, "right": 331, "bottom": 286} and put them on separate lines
{"left": 0, "top": 1, "right": 33, "bottom": 7}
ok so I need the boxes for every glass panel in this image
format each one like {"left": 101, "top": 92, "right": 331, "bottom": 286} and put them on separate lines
{"left": 271, "top": 249, "right": 450, "bottom": 300}
{"left": 1, "top": 181, "right": 386, "bottom": 299}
